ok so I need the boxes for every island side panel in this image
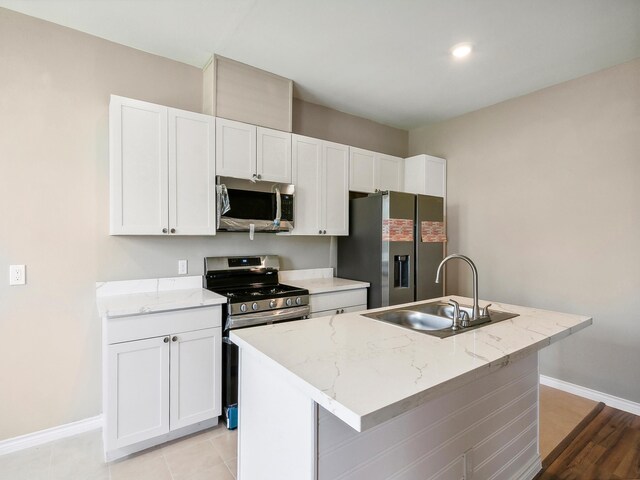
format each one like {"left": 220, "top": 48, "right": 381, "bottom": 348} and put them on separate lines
{"left": 318, "top": 353, "right": 541, "bottom": 480}
{"left": 237, "top": 347, "right": 317, "bottom": 480}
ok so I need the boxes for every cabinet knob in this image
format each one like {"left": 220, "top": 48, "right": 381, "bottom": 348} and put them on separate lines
{"left": 323, "top": 230, "right": 327, "bottom": 234}
{"left": 341, "top": 308, "right": 345, "bottom": 313}
{"left": 172, "top": 336, "right": 178, "bottom": 342}
{"left": 170, "top": 228, "right": 176, "bottom": 234}
{"left": 318, "top": 230, "right": 322, "bottom": 234}
{"left": 256, "top": 174, "right": 262, "bottom": 180}
{"left": 162, "top": 228, "right": 168, "bottom": 234}
{"left": 336, "top": 309, "right": 340, "bottom": 314}
{"left": 163, "top": 337, "right": 169, "bottom": 343}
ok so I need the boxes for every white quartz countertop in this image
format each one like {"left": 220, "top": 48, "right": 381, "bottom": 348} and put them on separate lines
{"left": 96, "top": 276, "right": 226, "bottom": 319}
{"left": 285, "top": 277, "right": 369, "bottom": 294}
{"left": 279, "top": 268, "right": 369, "bottom": 294}
{"left": 230, "top": 296, "right": 592, "bottom": 432}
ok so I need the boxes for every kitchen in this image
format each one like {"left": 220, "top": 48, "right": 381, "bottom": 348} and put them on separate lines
{"left": 1, "top": 1, "right": 639, "bottom": 480}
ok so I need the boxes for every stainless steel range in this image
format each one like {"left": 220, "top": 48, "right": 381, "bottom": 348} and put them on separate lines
{"left": 204, "top": 255, "right": 310, "bottom": 429}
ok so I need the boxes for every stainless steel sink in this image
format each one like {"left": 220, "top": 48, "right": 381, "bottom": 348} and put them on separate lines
{"left": 373, "top": 310, "right": 454, "bottom": 331}
{"left": 364, "top": 300, "right": 519, "bottom": 338}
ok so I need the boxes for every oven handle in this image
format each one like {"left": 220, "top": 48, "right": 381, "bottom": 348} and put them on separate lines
{"left": 227, "top": 305, "right": 310, "bottom": 330}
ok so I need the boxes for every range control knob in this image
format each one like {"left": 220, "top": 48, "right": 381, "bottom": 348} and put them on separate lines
{"left": 240, "top": 303, "right": 247, "bottom": 313}
{"left": 295, "top": 297, "right": 302, "bottom": 305}
{"left": 269, "top": 300, "right": 277, "bottom": 308}
{"left": 286, "top": 298, "right": 293, "bottom": 307}
{"left": 252, "top": 302, "right": 259, "bottom": 311}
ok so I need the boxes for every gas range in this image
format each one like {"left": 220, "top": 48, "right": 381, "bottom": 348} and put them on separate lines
{"left": 203, "top": 255, "right": 310, "bottom": 430}
{"left": 204, "top": 255, "right": 310, "bottom": 330}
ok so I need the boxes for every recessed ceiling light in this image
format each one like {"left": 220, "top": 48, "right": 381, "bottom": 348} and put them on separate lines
{"left": 451, "top": 43, "right": 472, "bottom": 59}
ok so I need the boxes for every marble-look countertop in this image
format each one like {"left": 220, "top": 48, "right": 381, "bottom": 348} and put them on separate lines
{"left": 230, "top": 296, "right": 592, "bottom": 432}
{"left": 96, "top": 276, "right": 226, "bottom": 319}
{"left": 279, "top": 268, "right": 369, "bottom": 294}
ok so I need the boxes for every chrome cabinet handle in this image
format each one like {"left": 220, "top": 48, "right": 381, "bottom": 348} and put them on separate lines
{"left": 163, "top": 337, "right": 169, "bottom": 343}
{"left": 172, "top": 336, "right": 178, "bottom": 342}
{"left": 162, "top": 228, "right": 168, "bottom": 234}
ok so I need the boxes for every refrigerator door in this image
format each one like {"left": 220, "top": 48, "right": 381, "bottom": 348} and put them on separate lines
{"left": 337, "top": 195, "right": 384, "bottom": 308}
{"left": 415, "top": 195, "right": 445, "bottom": 301}
{"left": 383, "top": 192, "right": 416, "bottom": 307}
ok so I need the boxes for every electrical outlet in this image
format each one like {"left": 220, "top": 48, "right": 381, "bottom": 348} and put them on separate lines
{"left": 9, "top": 265, "right": 26, "bottom": 285}
{"left": 178, "top": 260, "right": 188, "bottom": 275}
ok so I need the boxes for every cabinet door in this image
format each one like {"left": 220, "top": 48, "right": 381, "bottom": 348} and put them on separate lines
{"left": 349, "top": 147, "right": 376, "bottom": 193}
{"left": 215, "top": 118, "right": 256, "bottom": 179}
{"left": 106, "top": 336, "right": 170, "bottom": 449}
{"left": 110, "top": 95, "right": 168, "bottom": 235}
{"left": 169, "top": 328, "right": 222, "bottom": 430}
{"left": 291, "top": 135, "right": 323, "bottom": 235}
{"left": 375, "top": 154, "right": 404, "bottom": 192}
{"left": 168, "top": 109, "right": 216, "bottom": 235}
{"left": 424, "top": 155, "right": 446, "bottom": 198}
{"left": 323, "top": 141, "right": 349, "bottom": 236}
{"left": 257, "top": 127, "right": 292, "bottom": 183}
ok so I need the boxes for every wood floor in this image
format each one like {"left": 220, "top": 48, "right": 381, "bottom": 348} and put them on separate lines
{"left": 539, "top": 385, "right": 599, "bottom": 459}
{"left": 537, "top": 404, "right": 640, "bottom": 480}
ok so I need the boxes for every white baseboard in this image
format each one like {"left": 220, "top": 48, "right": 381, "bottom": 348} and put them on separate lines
{"left": 0, "top": 415, "right": 103, "bottom": 456}
{"left": 540, "top": 375, "right": 640, "bottom": 416}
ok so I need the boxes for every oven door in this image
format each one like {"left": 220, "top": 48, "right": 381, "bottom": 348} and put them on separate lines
{"left": 222, "top": 306, "right": 309, "bottom": 429}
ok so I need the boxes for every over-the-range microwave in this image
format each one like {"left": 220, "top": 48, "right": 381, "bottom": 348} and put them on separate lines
{"left": 216, "top": 176, "right": 294, "bottom": 232}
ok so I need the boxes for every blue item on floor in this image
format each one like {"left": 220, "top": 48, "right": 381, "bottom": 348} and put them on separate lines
{"left": 226, "top": 404, "right": 238, "bottom": 430}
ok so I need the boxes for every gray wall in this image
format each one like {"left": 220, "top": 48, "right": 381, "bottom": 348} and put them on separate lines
{"left": 0, "top": 7, "right": 405, "bottom": 440}
{"left": 409, "top": 58, "right": 640, "bottom": 404}
{"left": 293, "top": 98, "right": 408, "bottom": 157}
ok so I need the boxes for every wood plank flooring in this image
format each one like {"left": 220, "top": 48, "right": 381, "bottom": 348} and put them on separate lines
{"left": 536, "top": 405, "right": 640, "bottom": 480}
{"left": 539, "top": 384, "right": 599, "bottom": 459}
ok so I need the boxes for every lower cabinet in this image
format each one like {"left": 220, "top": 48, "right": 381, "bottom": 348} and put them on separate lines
{"left": 308, "top": 288, "right": 368, "bottom": 318}
{"left": 104, "top": 307, "right": 221, "bottom": 460}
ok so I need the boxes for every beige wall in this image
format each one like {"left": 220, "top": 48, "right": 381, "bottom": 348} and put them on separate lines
{"left": 0, "top": 8, "right": 406, "bottom": 441}
{"left": 409, "top": 58, "right": 640, "bottom": 403}
{"left": 293, "top": 98, "right": 408, "bottom": 157}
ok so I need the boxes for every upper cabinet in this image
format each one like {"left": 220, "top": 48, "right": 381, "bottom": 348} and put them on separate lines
{"left": 216, "top": 118, "right": 292, "bottom": 183}
{"left": 349, "top": 147, "right": 404, "bottom": 193}
{"left": 291, "top": 135, "right": 349, "bottom": 236}
{"left": 404, "top": 154, "right": 446, "bottom": 198}
{"left": 110, "top": 95, "right": 216, "bottom": 236}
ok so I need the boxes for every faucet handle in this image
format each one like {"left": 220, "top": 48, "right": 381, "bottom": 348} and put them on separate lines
{"left": 448, "top": 299, "right": 461, "bottom": 330}
{"left": 482, "top": 303, "right": 492, "bottom": 317}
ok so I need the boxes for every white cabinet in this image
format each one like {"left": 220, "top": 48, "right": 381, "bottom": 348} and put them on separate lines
{"left": 104, "top": 306, "right": 222, "bottom": 460}
{"left": 216, "top": 118, "right": 292, "bottom": 183}
{"left": 404, "top": 154, "right": 446, "bottom": 198}
{"left": 110, "top": 95, "right": 216, "bottom": 236}
{"left": 349, "top": 147, "right": 404, "bottom": 193}
{"left": 291, "top": 135, "right": 349, "bottom": 236}
{"left": 308, "top": 288, "right": 368, "bottom": 318}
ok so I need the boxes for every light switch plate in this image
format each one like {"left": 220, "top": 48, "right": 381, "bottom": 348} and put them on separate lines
{"left": 9, "top": 265, "right": 26, "bottom": 285}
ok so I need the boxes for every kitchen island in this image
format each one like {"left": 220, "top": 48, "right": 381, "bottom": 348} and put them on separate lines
{"left": 230, "top": 296, "right": 591, "bottom": 480}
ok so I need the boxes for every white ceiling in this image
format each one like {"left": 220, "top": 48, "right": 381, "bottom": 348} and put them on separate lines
{"left": 2, "top": 0, "right": 639, "bottom": 129}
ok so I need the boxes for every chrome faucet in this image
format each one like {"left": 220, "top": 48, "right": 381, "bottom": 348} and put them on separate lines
{"left": 435, "top": 254, "right": 481, "bottom": 321}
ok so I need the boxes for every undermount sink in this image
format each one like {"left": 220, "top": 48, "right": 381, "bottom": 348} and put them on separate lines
{"left": 364, "top": 300, "right": 519, "bottom": 338}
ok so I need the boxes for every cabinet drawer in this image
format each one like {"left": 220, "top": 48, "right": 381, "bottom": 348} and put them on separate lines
{"left": 309, "top": 289, "right": 367, "bottom": 313}
{"left": 107, "top": 306, "right": 221, "bottom": 344}
{"left": 309, "top": 304, "right": 367, "bottom": 319}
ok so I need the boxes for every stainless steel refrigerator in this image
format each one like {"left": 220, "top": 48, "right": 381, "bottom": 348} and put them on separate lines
{"left": 337, "top": 191, "right": 445, "bottom": 308}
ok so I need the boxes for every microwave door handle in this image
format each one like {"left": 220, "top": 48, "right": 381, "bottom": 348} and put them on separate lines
{"left": 274, "top": 186, "right": 281, "bottom": 227}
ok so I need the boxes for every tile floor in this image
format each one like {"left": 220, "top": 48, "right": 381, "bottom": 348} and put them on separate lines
{"left": 0, "top": 386, "right": 597, "bottom": 480}
{"left": 0, "top": 424, "right": 237, "bottom": 480}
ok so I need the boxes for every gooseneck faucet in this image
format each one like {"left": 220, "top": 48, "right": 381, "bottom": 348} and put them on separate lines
{"left": 435, "top": 254, "right": 481, "bottom": 320}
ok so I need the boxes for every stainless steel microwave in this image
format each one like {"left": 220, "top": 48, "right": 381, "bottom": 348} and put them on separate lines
{"left": 216, "top": 176, "right": 294, "bottom": 232}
